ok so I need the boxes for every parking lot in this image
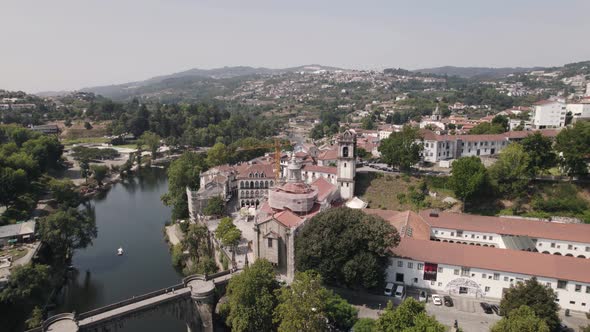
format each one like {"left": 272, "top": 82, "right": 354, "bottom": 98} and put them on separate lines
{"left": 335, "top": 286, "right": 588, "bottom": 332}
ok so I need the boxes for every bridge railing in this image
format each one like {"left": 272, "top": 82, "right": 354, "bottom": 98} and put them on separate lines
{"left": 76, "top": 282, "right": 185, "bottom": 321}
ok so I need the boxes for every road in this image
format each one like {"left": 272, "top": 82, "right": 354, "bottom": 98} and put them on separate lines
{"left": 333, "top": 287, "right": 588, "bottom": 332}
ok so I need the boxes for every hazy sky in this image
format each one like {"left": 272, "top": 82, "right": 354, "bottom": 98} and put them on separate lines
{"left": 2, "top": 0, "right": 590, "bottom": 92}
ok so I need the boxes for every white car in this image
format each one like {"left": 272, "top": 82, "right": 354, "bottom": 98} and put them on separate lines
{"left": 432, "top": 294, "right": 443, "bottom": 306}
{"left": 384, "top": 282, "right": 394, "bottom": 296}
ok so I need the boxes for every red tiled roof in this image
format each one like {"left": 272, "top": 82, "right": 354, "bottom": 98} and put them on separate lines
{"left": 236, "top": 163, "right": 275, "bottom": 179}
{"left": 311, "top": 176, "right": 336, "bottom": 202}
{"left": 317, "top": 147, "right": 338, "bottom": 160}
{"left": 302, "top": 164, "right": 337, "bottom": 175}
{"left": 419, "top": 210, "right": 590, "bottom": 244}
{"left": 394, "top": 238, "right": 590, "bottom": 284}
{"left": 273, "top": 210, "right": 304, "bottom": 228}
{"left": 364, "top": 209, "right": 430, "bottom": 240}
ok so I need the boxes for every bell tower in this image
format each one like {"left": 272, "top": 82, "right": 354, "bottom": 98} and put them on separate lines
{"left": 337, "top": 130, "right": 356, "bottom": 200}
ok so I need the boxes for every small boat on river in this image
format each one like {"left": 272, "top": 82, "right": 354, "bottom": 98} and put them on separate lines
{"left": 117, "top": 247, "right": 124, "bottom": 256}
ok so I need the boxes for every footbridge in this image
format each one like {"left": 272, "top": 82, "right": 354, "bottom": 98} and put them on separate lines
{"left": 31, "top": 270, "right": 238, "bottom": 332}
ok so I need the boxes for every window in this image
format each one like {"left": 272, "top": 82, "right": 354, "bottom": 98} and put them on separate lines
{"left": 451, "top": 232, "right": 455, "bottom": 237}
{"left": 485, "top": 286, "right": 490, "bottom": 292}
{"left": 546, "top": 282, "right": 551, "bottom": 288}
{"left": 489, "top": 236, "right": 493, "bottom": 241}
{"left": 431, "top": 281, "right": 435, "bottom": 286}
{"left": 267, "top": 238, "right": 273, "bottom": 248}
{"left": 575, "top": 285, "right": 582, "bottom": 292}
{"left": 456, "top": 230, "right": 463, "bottom": 237}
{"left": 461, "top": 267, "right": 470, "bottom": 277}
{"left": 438, "top": 267, "right": 443, "bottom": 273}
{"left": 586, "top": 286, "right": 590, "bottom": 294}
{"left": 568, "top": 244, "right": 573, "bottom": 250}
{"left": 413, "top": 278, "right": 418, "bottom": 283}
{"left": 551, "top": 243, "right": 556, "bottom": 248}
{"left": 407, "top": 262, "right": 413, "bottom": 269}
{"left": 438, "top": 282, "right": 442, "bottom": 286}
{"left": 504, "top": 277, "right": 509, "bottom": 282}
{"left": 454, "top": 269, "right": 459, "bottom": 276}
{"left": 586, "top": 246, "right": 590, "bottom": 252}
{"left": 493, "top": 273, "right": 500, "bottom": 280}
{"left": 570, "top": 301, "right": 576, "bottom": 305}
{"left": 434, "top": 230, "right": 438, "bottom": 234}
{"left": 418, "top": 263, "right": 424, "bottom": 270}
{"left": 397, "top": 261, "right": 403, "bottom": 268}
{"left": 471, "top": 234, "right": 475, "bottom": 239}
{"left": 483, "top": 235, "right": 487, "bottom": 240}
{"left": 557, "top": 280, "right": 567, "bottom": 289}
{"left": 482, "top": 273, "right": 487, "bottom": 279}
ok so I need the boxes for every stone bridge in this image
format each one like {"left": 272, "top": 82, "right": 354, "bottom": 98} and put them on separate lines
{"left": 30, "top": 270, "right": 237, "bottom": 332}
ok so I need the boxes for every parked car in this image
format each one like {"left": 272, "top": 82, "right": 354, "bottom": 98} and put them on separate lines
{"left": 431, "top": 294, "right": 443, "bottom": 306}
{"left": 394, "top": 285, "right": 405, "bottom": 299}
{"left": 418, "top": 290, "right": 428, "bottom": 302}
{"left": 480, "top": 302, "right": 493, "bottom": 314}
{"left": 443, "top": 295, "right": 454, "bottom": 307}
{"left": 490, "top": 304, "right": 500, "bottom": 315}
{"left": 384, "top": 282, "right": 394, "bottom": 296}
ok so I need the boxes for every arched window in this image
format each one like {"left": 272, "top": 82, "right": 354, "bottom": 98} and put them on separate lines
{"left": 577, "top": 255, "right": 586, "bottom": 259}
{"left": 342, "top": 146, "right": 349, "bottom": 158}
{"left": 265, "top": 180, "right": 269, "bottom": 188}
{"left": 542, "top": 251, "right": 550, "bottom": 254}
{"left": 240, "top": 182, "right": 244, "bottom": 189}
{"left": 270, "top": 181, "right": 274, "bottom": 187}
{"left": 565, "top": 254, "right": 574, "bottom": 257}
{"left": 553, "top": 252, "right": 562, "bottom": 256}
{"left": 250, "top": 181, "right": 254, "bottom": 188}
{"left": 261, "top": 173, "right": 265, "bottom": 178}
{"left": 256, "top": 199, "right": 260, "bottom": 206}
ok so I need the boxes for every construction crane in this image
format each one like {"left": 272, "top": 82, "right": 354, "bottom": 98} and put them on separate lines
{"left": 235, "top": 138, "right": 290, "bottom": 182}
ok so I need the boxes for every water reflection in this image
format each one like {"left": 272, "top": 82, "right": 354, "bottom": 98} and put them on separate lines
{"left": 54, "top": 167, "right": 186, "bottom": 331}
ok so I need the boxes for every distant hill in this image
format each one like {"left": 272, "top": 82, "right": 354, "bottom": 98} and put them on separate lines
{"left": 412, "top": 66, "right": 545, "bottom": 79}
{"left": 81, "top": 64, "right": 343, "bottom": 101}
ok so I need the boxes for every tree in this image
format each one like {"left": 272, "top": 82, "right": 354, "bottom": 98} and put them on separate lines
{"left": 0, "top": 167, "right": 28, "bottom": 206}
{"left": 214, "top": 217, "right": 241, "bottom": 249}
{"left": 0, "top": 264, "right": 50, "bottom": 305}
{"left": 140, "top": 131, "right": 161, "bottom": 159}
{"left": 353, "top": 318, "right": 377, "bottom": 332}
{"left": 79, "top": 159, "right": 91, "bottom": 183}
{"left": 489, "top": 143, "right": 531, "bottom": 197}
{"left": 48, "top": 178, "right": 79, "bottom": 207}
{"left": 206, "top": 142, "right": 230, "bottom": 167}
{"left": 520, "top": 132, "right": 556, "bottom": 175}
{"left": 274, "top": 270, "right": 358, "bottom": 332}
{"left": 162, "top": 152, "right": 206, "bottom": 219}
{"left": 361, "top": 116, "right": 376, "bottom": 130}
{"left": 182, "top": 223, "right": 210, "bottom": 264}
{"left": 296, "top": 208, "right": 400, "bottom": 289}
{"left": 491, "top": 305, "right": 549, "bottom": 332}
{"left": 38, "top": 208, "right": 97, "bottom": 259}
{"left": 449, "top": 156, "right": 489, "bottom": 208}
{"left": 224, "top": 259, "right": 279, "bottom": 332}
{"left": 25, "top": 306, "right": 43, "bottom": 329}
{"left": 376, "top": 298, "right": 445, "bottom": 332}
{"left": 555, "top": 122, "right": 590, "bottom": 177}
{"left": 204, "top": 196, "right": 225, "bottom": 217}
{"left": 492, "top": 115, "right": 509, "bottom": 131}
{"left": 91, "top": 165, "right": 109, "bottom": 186}
{"left": 499, "top": 278, "right": 560, "bottom": 331}
{"left": 378, "top": 125, "right": 423, "bottom": 172}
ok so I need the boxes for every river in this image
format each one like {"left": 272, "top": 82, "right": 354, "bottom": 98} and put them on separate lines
{"left": 55, "top": 167, "right": 186, "bottom": 332}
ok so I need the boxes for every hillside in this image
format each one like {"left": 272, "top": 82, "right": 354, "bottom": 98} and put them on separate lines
{"left": 80, "top": 64, "right": 343, "bottom": 101}
{"left": 413, "top": 66, "right": 544, "bottom": 79}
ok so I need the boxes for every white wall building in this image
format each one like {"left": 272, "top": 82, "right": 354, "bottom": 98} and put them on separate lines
{"left": 566, "top": 102, "right": 590, "bottom": 122}
{"left": 532, "top": 100, "right": 567, "bottom": 129}
{"left": 365, "top": 209, "right": 590, "bottom": 312}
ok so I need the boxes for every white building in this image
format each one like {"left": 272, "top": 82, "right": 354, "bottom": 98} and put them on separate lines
{"left": 532, "top": 100, "right": 567, "bottom": 129}
{"left": 365, "top": 209, "right": 590, "bottom": 312}
{"left": 336, "top": 130, "right": 356, "bottom": 200}
{"left": 566, "top": 102, "right": 590, "bottom": 122}
{"left": 420, "top": 129, "right": 559, "bottom": 163}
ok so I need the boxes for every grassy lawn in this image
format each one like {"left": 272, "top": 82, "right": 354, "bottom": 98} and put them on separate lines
{"left": 355, "top": 172, "right": 455, "bottom": 211}
{"left": 0, "top": 246, "right": 29, "bottom": 261}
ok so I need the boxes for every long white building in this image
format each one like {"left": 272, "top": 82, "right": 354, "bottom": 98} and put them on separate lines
{"left": 366, "top": 209, "right": 590, "bottom": 312}
{"left": 420, "top": 129, "right": 559, "bottom": 163}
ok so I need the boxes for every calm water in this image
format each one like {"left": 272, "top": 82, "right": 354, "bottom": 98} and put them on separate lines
{"left": 55, "top": 167, "right": 186, "bottom": 332}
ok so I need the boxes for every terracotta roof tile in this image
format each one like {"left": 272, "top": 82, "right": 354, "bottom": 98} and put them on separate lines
{"left": 394, "top": 238, "right": 590, "bottom": 284}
